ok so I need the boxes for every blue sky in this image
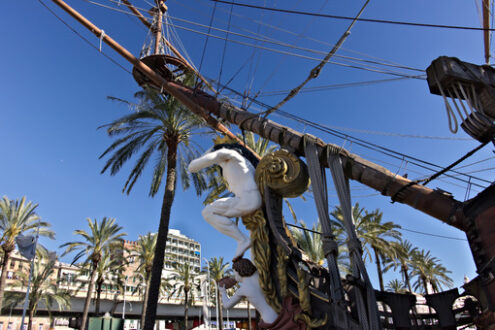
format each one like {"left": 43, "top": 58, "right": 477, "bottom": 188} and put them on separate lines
{"left": 1, "top": 0, "right": 494, "bottom": 291}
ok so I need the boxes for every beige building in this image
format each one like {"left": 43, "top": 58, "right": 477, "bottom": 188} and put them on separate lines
{"left": 0, "top": 229, "right": 203, "bottom": 329}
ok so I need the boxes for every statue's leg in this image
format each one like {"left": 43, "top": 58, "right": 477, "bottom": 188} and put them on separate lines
{"left": 202, "top": 198, "right": 251, "bottom": 259}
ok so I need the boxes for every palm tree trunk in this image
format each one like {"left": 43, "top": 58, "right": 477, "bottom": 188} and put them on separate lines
{"left": 247, "top": 300, "right": 252, "bottom": 330}
{"left": 81, "top": 266, "right": 98, "bottom": 330}
{"left": 28, "top": 308, "right": 34, "bottom": 330}
{"left": 0, "top": 247, "right": 14, "bottom": 312}
{"left": 372, "top": 247, "right": 385, "bottom": 291}
{"left": 401, "top": 264, "right": 413, "bottom": 293}
{"left": 95, "top": 281, "right": 103, "bottom": 316}
{"left": 184, "top": 290, "right": 189, "bottom": 330}
{"left": 144, "top": 141, "right": 178, "bottom": 330}
{"left": 217, "top": 289, "right": 224, "bottom": 330}
{"left": 140, "top": 274, "right": 151, "bottom": 328}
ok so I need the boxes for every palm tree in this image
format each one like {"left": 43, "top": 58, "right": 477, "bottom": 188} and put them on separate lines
{"left": 385, "top": 279, "right": 407, "bottom": 293}
{"left": 135, "top": 233, "right": 156, "bottom": 327}
{"left": 331, "top": 203, "right": 402, "bottom": 291}
{"left": 0, "top": 196, "right": 55, "bottom": 311}
{"left": 170, "top": 262, "right": 200, "bottom": 329}
{"left": 383, "top": 240, "right": 417, "bottom": 293}
{"left": 410, "top": 249, "right": 453, "bottom": 294}
{"left": 100, "top": 87, "right": 212, "bottom": 330}
{"left": 60, "top": 217, "right": 126, "bottom": 330}
{"left": 203, "top": 257, "right": 231, "bottom": 330}
{"left": 93, "top": 250, "right": 126, "bottom": 315}
{"left": 4, "top": 250, "right": 71, "bottom": 330}
{"left": 289, "top": 221, "right": 325, "bottom": 265}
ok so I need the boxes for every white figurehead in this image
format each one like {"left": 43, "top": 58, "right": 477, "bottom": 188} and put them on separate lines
{"left": 188, "top": 143, "right": 261, "bottom": 260}
{"left": 218, "top": 258, "right": 278, "bottom": 325}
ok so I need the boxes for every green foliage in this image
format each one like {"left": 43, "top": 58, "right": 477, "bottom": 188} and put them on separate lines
{"left": 60, "top": 217, "right": 126, "bottom": 266}
{"left": 385, "top": 279, "right": 407, "bottom": 293}
{"left": 4, "top": 250, "right": 70, "bottom": 329}
{"left": 410, "top": 249, "right": 453, "bottom": 294}
{"left": 100, "top": 89, "right": 212, "bottom": 197}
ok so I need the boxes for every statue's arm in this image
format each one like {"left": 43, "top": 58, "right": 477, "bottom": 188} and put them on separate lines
{"left": 219, "top": 285, "right": 243, "bottom": 309}
{"left": 188, "top": 149, "right": 235, "bottom": 172}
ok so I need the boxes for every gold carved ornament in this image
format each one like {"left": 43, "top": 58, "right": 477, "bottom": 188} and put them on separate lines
{"left": 255, "top": 149, "right": 310, "bottom": 199}
{"left": 241, "top": 210, "right": 282, "bottom": 312}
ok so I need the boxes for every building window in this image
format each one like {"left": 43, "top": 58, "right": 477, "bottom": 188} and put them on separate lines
{"left": 7, "top": 272, "right": 13, "bottom": 280}
{"left": 38, "top": 324, "right": 43, "bottom": 330}
{"left": 7, "top": 322, "right": 13, "bottom": 330}
{"left": 9, "top": 261, "right": 15, "bottom": 269}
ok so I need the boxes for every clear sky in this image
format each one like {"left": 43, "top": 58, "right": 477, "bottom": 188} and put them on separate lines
{"left": 1, "top": 0, "right": 494, "bottom": 292}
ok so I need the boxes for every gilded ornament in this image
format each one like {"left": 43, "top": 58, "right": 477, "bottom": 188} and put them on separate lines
{"left": 255, "top": 149, "right": 310, "bottom": 198}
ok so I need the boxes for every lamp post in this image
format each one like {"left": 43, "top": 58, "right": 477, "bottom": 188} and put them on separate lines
{"left": 19, "top": 223, "right": 40, "bottom": 330}
{"left": 203, "top": 258, "right": 220, "bottom": 329}
{"left": 122, "top": 276, "right": 128, "bottom": 319}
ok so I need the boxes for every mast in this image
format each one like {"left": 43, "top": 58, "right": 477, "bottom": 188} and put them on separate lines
{"left": 153, "top": 0, "right": 165, "bottom": 54}
{"left": 483, "top": 0, "right": 491, "bottom": 64}
{"left": 48, "top": 0, "right": 466, "bottom": 230}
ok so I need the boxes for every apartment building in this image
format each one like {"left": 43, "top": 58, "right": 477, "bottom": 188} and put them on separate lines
{"left": 0, "top": 229, "right": 203, "bottom": 329}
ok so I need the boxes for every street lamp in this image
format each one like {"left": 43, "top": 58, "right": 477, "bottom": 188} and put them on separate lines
{"left": 122, "top": 276, "right": 128, "bottom": 319}
{"left": 203, "top": 258, "right": 220, "bottom": 330}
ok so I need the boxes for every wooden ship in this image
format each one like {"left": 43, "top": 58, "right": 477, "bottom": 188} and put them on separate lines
{"left": 44, "top": 0, "right": 495, "bottom": 328}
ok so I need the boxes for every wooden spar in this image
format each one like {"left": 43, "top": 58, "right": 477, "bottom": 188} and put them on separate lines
{"left": 50, "top": 0, "right": 466, "bottom": 230}
{"left": 154, "top": 0, "right": 164, "bottom": 55}
{"left": 49, "top": 0, "right": 254, "bottom": 155}
{"left": 121, "top": 0, "right": 217, "bottom": 93}
{"left": 483, "top": 0, "right": 491, "bottom": 64}
{"left": 121, "top": 0, "right": 151, "bottom": 28}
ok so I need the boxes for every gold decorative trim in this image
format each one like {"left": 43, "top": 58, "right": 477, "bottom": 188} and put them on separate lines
{"left": 277, "top": 245, "right": 289, "bottom": 298}
{"left": 242, "top": 210, "right": 282, "bottom": 312}
{"left": 295, "top": 267, "right": 328, "bottom": 328}
{"left": 255, "top": 149, "right": 310, "bottom": 198}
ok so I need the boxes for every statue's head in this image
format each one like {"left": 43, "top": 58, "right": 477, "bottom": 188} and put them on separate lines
{"left": 232, "top": 258, "right": 257, "bottom": 279}
{"left": 212, "top": 143, "right": 259, "bottom": 168}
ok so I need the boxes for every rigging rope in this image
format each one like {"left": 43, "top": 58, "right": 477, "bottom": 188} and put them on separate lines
{"left": 209, "top": 0, "right": 495, "bottom": 32}
{"left": 209, "top": 78, "right": 491, "bottom": 187}
{"left": 217, "top": 0, "right": 234, "bottom": 93}
{"left": 257, "top": 0, "right": 366, "bottom": 119}
{"left": 391, "top": 141, "right": 489, "bottom": 203}
{"left": 196, "top": 0, "right": 218, "bottom": 87}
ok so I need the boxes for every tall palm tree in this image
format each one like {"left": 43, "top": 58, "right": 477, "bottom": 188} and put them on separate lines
{"left": 135, "top": 233, "right": 156, "bottom": 327}
{"left": 170, "top": 262, "right": 200, "bottom": 329}
{"left": 289, "top": 221, "right": 325, "bottom": 265}
{"left": 93, "top": 249, "right": 126, "bottom": 315}
{"left": 331, "top": 203, "right": 402, "bottom": 291}
{"left": 100, "top": 87, "right": 212, "bottom": 330}
{"left": 4, "top": 250, "right": 71, "bottom": 330}
{"left": 0, "top": 196, "right": 55, "bottom": 311}
{"left": 383, "top": 240, "right": 417, "bottom": 293}
{"left": 385, "top": 279, "right": 407, "bottom": 293}
{"left": 204, "top": 257, "right": 231, "bottom": 330}
{"left": 60, "top": 217, "right": 126, "bottom": 330}
{"left": 410, "top": 249, "right": 453, "bottom": 294}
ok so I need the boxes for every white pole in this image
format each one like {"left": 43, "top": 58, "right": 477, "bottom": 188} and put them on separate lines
{"left": 203, "top": 258, "right": 211, "bottom": 329}
{"left": 214, "top": 281, "right": 219, "bottom": 330}
{"left": 122, "top": 276, "right": 127, "bottom": 320}
{"left": 20, "top": 225, "right": 39, "bottom": 330}
{"left": 226, "top": 309, "right": 229, "bottom": 329}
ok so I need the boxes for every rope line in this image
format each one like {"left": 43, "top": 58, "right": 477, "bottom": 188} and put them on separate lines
{"left": 38, "top": 0, "right": 131, "bottom": 74}
{"left": 217, "top": 0, "right": 234, "bottom": 93}
{"left": 208, "top": 77, "right": 491, "bottom": 186}
{"left": 286, "top": 223, "right": 468, "bottom": 241}
{"left": 391, "top": 141, "right": 489, "bottom": 202}
{"left": 209, "top": 0, "right": 495, "bottom": 32}
{"left": 260, "top": 0, "right": 368, "bottom": 119}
